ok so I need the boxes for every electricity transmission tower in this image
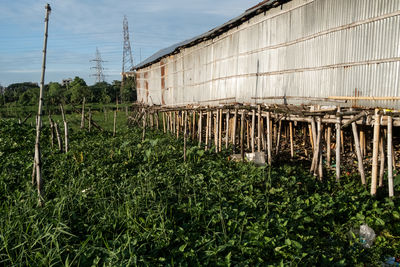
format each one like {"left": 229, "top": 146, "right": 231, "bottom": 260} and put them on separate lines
{"left": 122, "top": 15, "right": 134, "bottom": 76}
{"left": 90, "top": 47, "right": 106, "bottom": 83}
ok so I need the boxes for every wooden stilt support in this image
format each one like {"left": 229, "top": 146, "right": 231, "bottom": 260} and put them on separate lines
{"left": 198, "top": 110, "right": 203, "bottom": 146}
{"left": 241, "top": 111, "right": 245, "bottom": 161}
{"left": 310, "top": 117, "right": 318, "bottom": 173}
{"left": 219, "top": 109, "right": 222, "bottom": 152}
{"left": 163, "top": 112, "right": 166, "bottom": 133}
{"left": 251, "top": 109, "right": 255, "bottom": 153}
{"left": 352, "top": 120, "right": 366, "bottom": 185}
{"left": 192, "top": 111, "right": 196, "bottom": 141}
{"left": 233, "top": 108, "right": 238, "bottom": 153}
{"left": 155, "top": 112, "right": 159, "bottom": 130}
{"left": 336, "top": 111, "right": 341, "bottom": 182}
{"left": 205, "top": 111, "right": 210, "bottom": 150}
{"left": 257, "top": 105, "right": 261, "bottom": 152}
{"left": 215, "top": 110, "right": 219, "bottom": 152}
{"left": 326, "top": 126, "right": 331, "bottom": 167}
{"left": 55, "top": 122, "right": 63, "bottom": 152}
{"left": 388, "top": 116, "right": 394, "bottom": 197}
{"left": 371, "top": 109, "right": 381, "bottom": 195}
{"left": 184, "top": 111, "right": 187, "bottom": 161}
{"left": 379, "top": 132, "right": 385, "bottom": 187}
{"left": 289, "top": 121, "right": 294, "bottom": 158}
{"left": 225, "top": 109, "right": 229, "bottom": 149}
{"left": 275, "top": 119, "right": 282, "bottom": 155}
{"left": 267, "top": 111, "right": 272, "bottom": 165}
{"left": 142, "top": 111, "right": 146, "bottom": 141}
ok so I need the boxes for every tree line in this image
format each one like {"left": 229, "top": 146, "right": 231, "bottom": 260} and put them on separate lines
{"left": 0, "top": 76, "right": 136, "bottom": 106}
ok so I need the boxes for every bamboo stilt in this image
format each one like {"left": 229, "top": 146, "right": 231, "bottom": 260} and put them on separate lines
{"left": 219, "top": 109, "right": 222, "bottom": 152}
{"left": 156, "top": 112, "right": 159, "bottom": 130}
{"left": 163, "top": 112, "right": 166, "bottom": 133}
{"left": 388, "top": 116, "right": 394, "bottom": 197}
{"left": 340, "top": 130, "right": 345, "bottom": 152}
{"left": 55, "top": 122, "right": 63, "bottom": 152}
{"left": 379, "top": 133, "right": 385, "bottom": 187}
{"left": 246, "top": 119, "right": 250, "bottom": 150}
{"left": 326, "top": 126, "right": 331, "bottom": 167}
{"left": 336, "top": 110, "right": 341, "bottom": 182}
{"left": 192, "top": 111, "right": 196, "bottom": 141}
{"left": 251, "top": 109, "right": 255, "bottom": 153}
{"left": 289, "top": 121, "right": 294, "bottom": 158}
{"left": 48, "top": 116, "right": 54, "bottom": 148}
{"left": 267, "top": 111, "right": 272, "bottom": 165}
{"left": 233, "top": 108, "right": 238, "bottom": 153}
{"left": 205, "top": 111, "right": 210, "bottom": 150}
{"left": 241, "top": 111, "right": 245, "bottom": 161}
{"left": 360, "top": 128, "right": 365, "bottom": 158}
{"left": 215, "top": 111, "right": 219, "bottom": 152}
{"left": 310, "top": 117, "right": 318, "bottom": 173}
{"left": 198, "top": 110, "right": 203, "bottom": 146}
{"left": 275, "top": 119, "right": 281, "bottom": 155}
{"left": 352, "top": 121, "right": 366, "bottom": 185}
{"left": 257, "top": 105, "right": 261, "bottom": 152}
{"left": 60, "top": 104, "right": 68, "bottom": 153}
{"left": 371, "top": 109, "right": 381, "bottom": 195}
{"left": 225, "top": 109, "right": 229, "bottom": 149}
{"left": 184, "top": 111, "right": 187, "bottom": 161}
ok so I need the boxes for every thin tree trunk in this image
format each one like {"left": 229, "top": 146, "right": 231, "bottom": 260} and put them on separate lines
{"left": 60, "top": 104, "right": 68, "bottom": 153}
{"left": 48, "top": 115, "right": 54, "bottom": 148}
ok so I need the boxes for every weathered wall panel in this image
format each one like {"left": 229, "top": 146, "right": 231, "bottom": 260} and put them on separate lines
{"left": 136, "top": 0, "right": 400, "bottom": 108}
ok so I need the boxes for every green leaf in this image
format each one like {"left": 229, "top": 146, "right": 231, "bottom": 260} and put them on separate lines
{"left": 179, "top": 244, "right": 187, "bottom": 252}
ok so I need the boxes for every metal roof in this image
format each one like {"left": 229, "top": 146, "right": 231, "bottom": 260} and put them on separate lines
{"left": 133, "top": 0, "right": 286, "bottom": 70}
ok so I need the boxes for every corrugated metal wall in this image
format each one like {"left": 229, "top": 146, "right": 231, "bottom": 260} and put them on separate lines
{"left": 136, "top": 0, "right": 400, "bottom": 108}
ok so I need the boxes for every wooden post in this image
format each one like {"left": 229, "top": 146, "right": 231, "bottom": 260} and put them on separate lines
{"left": 310, "top": 117, "right": 318, "bottom": 173}
{"left": 176, "top": 112, "right": 180, "bottom": 139}
{"left": 246, "top": 119, "right": 250, "bottom": 150}
{"left": 352, "top": 120, "right": 366, "bottom": 185}
{"left": 289, "top": 121, "right": 294, "bottom": 158}
{"left": 33, "top": 4, "right": 51, "bottom": 204}
{"left": 142, "top": 111, "right": 146, "bottom": 141}
{"left": 312, "top": 117, "right": 322, "bottom": 178}
{"left": 218, "top": 109, "right": 222, "bottom": 152}
{"left": 240, "top": 111, "right": 245, "bottom": 161}
{"left": 113, "top": 110, "right": 117, "bottom": 137}
{"left": 275, "top": 119, "right": 281, "bottom": 155}
{"left": 379, "top": 133, "right": 385, "bottom": 187}
{"left": 198, "top": 110, "right": 203, "bottom": 146}
{"left": 155, "top": 112, "right": 159, "bottom": 130}
{"left": 233, "top": 108, "right": 238, "bottom": 153}
{"left": 205, "top": 111, "right": 210, "bottom": 150}
{"left": 336, "top": 111, "right": 341, "bottom": 182}
{"left": 192, "top": 111, "right": 196, "bottom": 141}
{"left": 80, "top": 97, "right": 86, "bottom": 129}
{"left": 251, "top": 109, "right": 255, "bottom": 153}
{"left": 388, "top": 116, "right": 394, "bottom": 197}
{"left": 326, "top": 126, "right": 332, "bottom": 167}
{"left": 215, "top": 110, "right": 218, "bottom": 152}
{"left": 360, "top": 128, "right": 365, "bottom": 158}
{"left": 163, "top": 112, "right": 166, "bottom": 133}
{"left": 60, "top": 104, "right": 68, "bottom": 153}
{"left": 257, "top": 105, "right": 261, "bottom": 152}
{"left": 54, "top": 122, "right": 63, "bottom": 152}
{"left": 225, "top": 109, "right": 229, "bottom": 149}
{"left": 266, "top": 112, "right": 272, "bottom": 165}
{"left": 371, "top": 109, "right": 380, "bottom": 195}
{"left": 88, "top": 108, "right": 92, "bottom": 132}
{"left": 184, "top": 111, "right": 187, "bottom": 161}
{"left": 48, "top": 116, "right": 54, "bottom": 148}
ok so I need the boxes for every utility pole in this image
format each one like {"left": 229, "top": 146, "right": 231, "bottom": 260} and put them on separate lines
{"left": 90, "top": 47, "right": 106, "bottom": 83}
{"left": 33, "top": 3, "right": 51, "bottom": 205}
{"left": 121, "top": 15, "right": 134, "bottom": 80}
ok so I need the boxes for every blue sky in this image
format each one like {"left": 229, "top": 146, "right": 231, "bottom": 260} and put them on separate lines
{"left": 0, "top": 0, "right": 258, "bottom": 86}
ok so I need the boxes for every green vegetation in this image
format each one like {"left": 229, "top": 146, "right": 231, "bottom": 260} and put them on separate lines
{"left": 0, "top": 120, "right": 399, "bottom": 266}
{"left": 0, "top": 76, "right": 136, "bottom": 107}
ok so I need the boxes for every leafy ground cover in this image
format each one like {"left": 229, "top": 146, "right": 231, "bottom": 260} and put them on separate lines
{"left": 0, "top": 119, "right": 399, "bottom": 266}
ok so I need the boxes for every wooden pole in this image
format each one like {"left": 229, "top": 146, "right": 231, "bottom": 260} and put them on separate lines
{"left": 360, "top": 128, "right": 365, "bottom": 158}
{"left": 388, "top": 116, "right": 394, "bottom": 197}
{"left": 308, "top": 124, "right": 314, "bottom": 151}
{"left": 336, "top": 111, "right": 341, "bottom": 182}
{"left": 257, "top": 105, "right": 261, "bottom": 152}
{"left": 155, "top": 112, "right": 159, "bottom": 130}
{"left": 88, "top": 108, "right": 92, "bottom": 132}
{"left": 352, "top": 120, "right": 366, "bottom": 185}
{"left": 371, "top": 109, "right": 381, "bottom": 195}
{"left": 163, "top": 112, "right": 166, "bottom": 133}
{"left": 326, "top": 126, "right": 331, "bottom": 167}
{"left": 48, "top": 115, "right": 54, "bottom": 148}
{"left": 142, "top": 111, "right": 146, "bottom": 141}
{"left": 233, "top": 108, "right": 238, "bottom": 153}
{"left": 275, "top": 119, "right": 281, "bottom": 155}
{"left": 310, "top": 117, "right": 318, "bottom": 173}
{"left": 251, "top": 109, "right": 255, "bottom": 153}
{"left": 80, "top": 97, "right": 86, "bottom": 129}
{"left": 33, "top": 4, "right": 51, "bottom": 204}
{"left": 218, "top": 109, "right": 222, "bottom": 152}
{"left": 198, "top": 110, "right": 203, "bottom": 146}
{"left": 289, "top": 121, "right": 294, "bottom": 158}
{"left": 184, "top": 111, "right": 187, "bottom": 161}
{"left": 225, "top": 109, "right": 229, "bottom": 149}
{"left": 267, "top": 111, "right": 272, "bottom": 165}
{"left": 60, "top": 104, "right": 68, "bottom": 153}
{"left": 215, "top": 110, "right": 219, "bottom": 152}
{"left": 205, "top": 111, "right": 210, "bottom": 150}
{"left": 113, "top": 110, "right": 117, "bottom": 137}
{"left": 246, "top": 119, "right": 250, "bottom": 150}
{"left": 54, "top": 122, "right": 63, "bottom": 152}
{"left": 240, "top": 111, "right": 245, "bottom": 161}
{"left": 192, "top": 111, "right": 196, "bottom": 141}
{"left": 378, "top": 133, "right": 385, "bottom": 187}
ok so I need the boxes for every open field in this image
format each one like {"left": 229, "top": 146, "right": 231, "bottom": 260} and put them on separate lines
{"left": 0, "top": 119, "right": 399, "bottom": 265}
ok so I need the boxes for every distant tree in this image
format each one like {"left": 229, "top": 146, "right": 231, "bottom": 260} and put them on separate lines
{"left": 120, "top": 76, "right": 136, "bottom": 103}
{"left": 89, "top": 82, "right": 111, "bottom": 104}
{"left": 4, "top": 82, "right": 39, "bottom": 103}
{"left": 18, "top": 87, "right": 39, "bottom": 106}
{"left": 47, "top": 82, "right": 65, "bottom": 105}
{"left": 69, "top": 77, "right": 90, "bottom": 104}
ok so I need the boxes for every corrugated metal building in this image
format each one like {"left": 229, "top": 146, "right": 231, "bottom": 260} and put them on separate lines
{"left": 133, "top": 0, "right": 400, "bottom": 109}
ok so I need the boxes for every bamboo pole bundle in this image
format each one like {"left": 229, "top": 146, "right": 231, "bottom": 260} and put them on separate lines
{"left": 387, "top": 116, "right": 394, "bottom": 197}
{"left": 371, "top": 109, "right": 381, "bottom": 195}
